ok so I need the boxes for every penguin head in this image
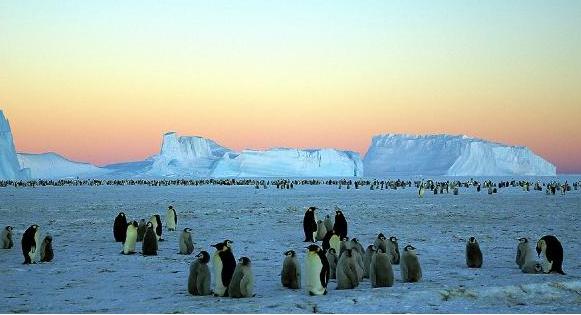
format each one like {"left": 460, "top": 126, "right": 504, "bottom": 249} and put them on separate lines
{"left": 44, "top": 235, "right": 52, "bottom": 244}
{"left": 196, "top": 251, "right": 210, "bottom": 263}
{"left": 284, "top": 250, "right": 296, "bottom": 257}
{"left": 131, "top": 221, "right": 138, "bottom": 228}
{"left": 224, "top": 239, "right": 233, "bottom": 249}
{"left": 389, "top": 236, "right": 398, "bottom": 243}
{"left": 183, "top": 228, "right": 192, "bottom": 233}
{"left": 306, "top": 244, "right": 320, "bottom": 253}
{"left": 211, "top": 242, "right": 226, "bottom": 251}
{"left": 168, "top": 205, "right": 173, "bottom": 209}
{"left": 118, "top": 212, "right": 125, "bottom": 217}
{"left": 239, "top": 256, "right": 251, "bottom": 265}
{"left": 536, "top": 239, "right": 546, "bottom": 257}
{"left": 31, "top": 224, "right": 39, "bottom": 231}
{"left": 377, "top": 233, "right": 386, "bottom": 240}
{"left": 534, "top": 263, "right": 543, "bottom": 273}
{"left": 403, "top": 245, "right": 416, "bottom": 253}
{"left": 518, "top": 237, "right": 528, "bottom": 244}
{"left": 5, "top": 226, "right": 12, "bottom": 232}
{"left": 341, "top": 236, "right": 349, "bottom": 242}
{"left": 146, "top": 222, "right": 153, "bottom": 229}
{"left": 468, "top": 237, "right": 478, "bottom": 244}
{"left": 351, "top": 238, "right": 359, "bottom": 244}
{"left": 367, "top": 245, "right": 377, "bottom": 252}
{"left": 327, "top": 248, "right": 336, "bottom": 255}
{"left": 308, "top": 206, "right": 316, "bottom": 212}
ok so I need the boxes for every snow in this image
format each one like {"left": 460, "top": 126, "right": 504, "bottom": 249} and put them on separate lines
{"left": 211, "top": 149, "right": 363, "bottom": 177}
{"left": 17, "top": 153, "right": 109, "bottom": 179}
{"left": 1, "top": 176, "right": 579, "bottom": 313}
{"left": 364, "top": 134, "right": 556, "bottom": 177}
{"left": 0, "top": 111, "right": 29, "bottom": 180}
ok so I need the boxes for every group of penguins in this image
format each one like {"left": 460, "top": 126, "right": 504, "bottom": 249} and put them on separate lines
{"left": 1, "top": 203, "right": 566, "bottom": 299}
{"left": 1, "top": 224, "right": 53, "bottom": 264}
{"left": 112, "top": 206, "right": 254, "bottom": 298}
{"left": 300, "top": 206, "right": 566, "bottom": 296}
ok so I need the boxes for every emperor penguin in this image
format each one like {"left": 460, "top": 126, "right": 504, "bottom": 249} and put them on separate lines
{"left": 364, "top": 245, "right": 377, "bottom": 278}
{"left": 150, "top": 214, "right": 163, "bottom": 241}
{"left": 324, "top": 214, "right": 334, "bottom": 233}
{"left": 21, "top": 224, "right": 41, "bottom": 264}
{"left": 315, "top": 220, "right": 327, "bottom": 242}
{"left": 142, "top": 222, "right": 158, "bottom": 256}
{"left": 336, "top": 249, "right": 360, "bottom": 289}
{"left": 536, "top": 235, "right": 565, "bottom": 274}
{"left": 113, "top": 212, "right": 127, "bottom": 242}
{"left": 123, "top": 221, "right": 139, "bottom": 255}
{"left": 1, "top": 226, "right": 14, "bottom": 249}
{"left": 228, "top": 257, "right": 255, "bottom": 298}
{"left": 136, "top": 219, "right": 146, "bottom": 242}
{"left": 374, "top": 233, "right": 388, "bottom": 254}
{"left": 179, "top": 228, "right": 194, "bottom": 255}
{"left": 370, "top": 248, "right": 394, "bottom": 288}
{"left": 333, "top": 208, "right": 348, "bottom": 239}
{"left": 325, "top": 248, "right": 338, "bottom": 279}
{"left": 400, "top": 245, "right": 422, "bottom": 282}
{"left": 515, "top": 237, "right": 533, "bottom": 269}
{"left": 166, "top": 206, "right": 177, "bottom": 231}
{"left": 466, "top": 237, "right": 483, "bottom": 268}
{"left": 212, "top": 240, "right": 237, "bottom": 297}
{"left": 281, "top": 250, "right": 301, "bottom": 289}
{"left": 350, "top": 238, "right": 365, "bottom": 280}
{"left": 304, "top": 244, "right": 329, "bottom": 296}
{"left": 39, "top": 234, "right": 54, "bottom": 262}
{"left": 302, "top": 206, "right": 317, "bottom": 242}
{"left": 339, "top": 236, "right": 350, "bottom": 258}
{"left": 418, "top": 181, "right": 425, "bottom": 198}
{"left": 388, "top": 236, "right": 400, "bottom": 265}
{"left": 188, "top": 251, "right": 212, "bottom": 296}
{"left": 521, "top": 260, "right": 544, "bottom": 274}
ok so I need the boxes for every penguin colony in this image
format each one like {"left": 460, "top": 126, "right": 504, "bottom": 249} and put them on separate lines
{"left": 1, "top": 177, "right": 574, "bottom": 302}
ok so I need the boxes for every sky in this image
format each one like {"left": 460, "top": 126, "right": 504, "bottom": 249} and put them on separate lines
{"left": 1, "top": 1, "right": 580, "bottom": 173}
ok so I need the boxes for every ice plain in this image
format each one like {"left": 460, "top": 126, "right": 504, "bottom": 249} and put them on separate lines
{"left": 0, "top": 176, "right": 580, "bottom": 313}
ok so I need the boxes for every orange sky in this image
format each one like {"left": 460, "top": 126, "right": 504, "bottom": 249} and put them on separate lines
{"left": 1, "top": 1, "right": 580, "bottom": 173}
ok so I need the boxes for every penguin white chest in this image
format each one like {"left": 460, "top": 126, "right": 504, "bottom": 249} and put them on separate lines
{"left": 124, "top": 227, "right": 138, "bottom": 254}
{"left": 305, "top": 255, "right": 324, "bottom": 294}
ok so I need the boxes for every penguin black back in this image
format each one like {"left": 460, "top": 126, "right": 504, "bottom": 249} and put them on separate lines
{"left": 536, "top": 235, "right": 565, "bottom": 275}
{"left": 302, "top": 207, "right": 317, "bottom": 242}
{"left": 333, "top": 209, "right": 348, "bottom": 239}
{"left": 113, "top": 212, "right": 127, "bottom": 242}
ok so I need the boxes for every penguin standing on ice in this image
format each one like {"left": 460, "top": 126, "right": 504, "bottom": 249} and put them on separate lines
{"left": 324, "top": 215, "right": 334, "bottom": 233}
{"left": 142, "top": 222, "right": 158, "bottom": 256}
{"left": 228, "top": 257, "right": 255, "bottom": 298}
{"left": 150, "top": 214, "right": 163, "bottom": 241}
{"left": 40, "top": 234, "right": 54, "bottom": 262}
{"left": 1, "top": 226, "right": 13, "bottom": 249}
{"left": 401, "top": 245, "right": 422, "bottom": 282}
{"left": 466, "top": 237, "right": 483, "bottom": 268}
{"left": 315, "top": 220, "right": 327, "bottom": 242}
{"left": 302, "top": 207, "right": 317, "bottom": 242}
{"left": 418, "top": 181, "right": 425, "bottom": 198}
{"left": 536, "top": 235, "right": 565, "bottom": 274}
{"left": 212, "top": 240, "right": 237, "bottom": 297}
{"left": 281, "top": 250, "right": 301, "bottom": 289}
{"left": 515, "top": 237, "right": 533, "bottom": 269}
{"left": 388, "top": 236, "right": 400, "bottom": 265}
{"left": 333, "top": 208, "right": 348, "bottom": 239}
{"left": 326, "top": 248, "right": 338, "bottom": 279}
{"left": 21, "top": 224, "right": 41, "bottom": 264}
{"left": 123, "top": 221, "right": 139, "bottom": 255}
{"left": 521, "top": 260, "right": 544, "bottom": 274}
{"left": 113, "top": 212, "right": 127, "bottom": 242}
{"left": 179, "top": 228, "right": 194, "bottom": 255}
{"left": 370, "top": 248, "right": 394, "bottom": 288}
{"left": 364, "top": 245, "right": 377, "bottom": 278}
{"left": 336, "top": 248, "right": 359, "bottom": 289}
{"left": 188, "top": 251, "right": 212, "bottom": 296}
{"left": 136, "top": 219, "right": 146, "bottom": 242}
{"left": 304, "top": 244, "right": 329, "bottom": 296}
{"left": 166, "top": 206, "right": 177, "bottom": 231}
{"left": 374, "top": 233, "right": 388, "bottom": 254}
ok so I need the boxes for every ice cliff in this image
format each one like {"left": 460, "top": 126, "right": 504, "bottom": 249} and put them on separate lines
{"left": 17, "top": 152, "right": 109, "bottom": 179}
{"left": 0, "top": 110, "right": 29, "bottom": 180}
{"left": 363, "top": 134, "right": 556, "bottom": 176}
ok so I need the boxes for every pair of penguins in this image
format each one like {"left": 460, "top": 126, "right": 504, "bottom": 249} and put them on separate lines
{"left": 3, "top": 225, "right": 53, "bottom": 264}
{"left": 187, "top": 239, "right": 255, "bottom": 298}
{"left": 113, "top": 207, "right": 191, "bottom": 256}
{"left": 465, "top": 235, "right": 565, "bottom": 274}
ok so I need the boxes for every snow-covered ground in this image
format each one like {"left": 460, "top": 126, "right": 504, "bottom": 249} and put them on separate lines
{"left": 1, "top": 177, "right": 580, "bottom": 313}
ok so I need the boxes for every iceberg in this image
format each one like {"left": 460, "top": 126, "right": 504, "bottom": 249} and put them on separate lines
{"left": 0, "top": 110, "right": 29, "bottom": 180}
{"left": 17, "top": 152, "right": 109, "bottom": 179}
{"left": 363, "top": 134, "right": 556, "bottom": 176}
